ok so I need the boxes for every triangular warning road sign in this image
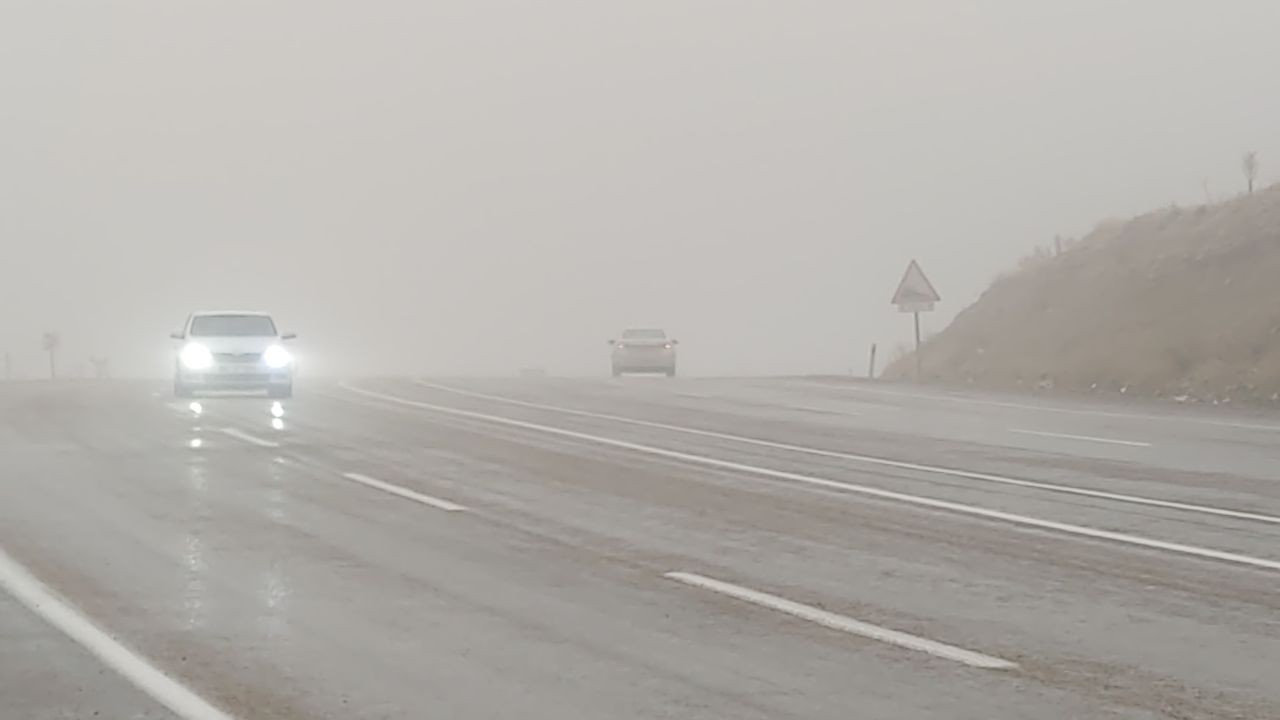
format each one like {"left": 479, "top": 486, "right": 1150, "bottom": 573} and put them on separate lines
{"left": 891, "top": 260, "right": 941, "bottom": 311}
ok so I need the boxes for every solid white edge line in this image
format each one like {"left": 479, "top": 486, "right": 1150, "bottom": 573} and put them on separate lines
{"left": 341, "top": 472, "right": 466, "bottom": 512}
{"left": 338, "top": 383, "right": 1280, "bottom": 573}
{"left": 1009, "top": 428, "right": 1152, "bottom": 448}
{"left": 411, "top": 381, "right": 1280, "bottom": 527}
{"left": 664, "top": 571, "right": 1017, "bottom": 670}
{"left": 0, "top": 548, "right": 237, "bottom": 720}
{"left": 219, "top": 427, "right": 279, "bottom": 448}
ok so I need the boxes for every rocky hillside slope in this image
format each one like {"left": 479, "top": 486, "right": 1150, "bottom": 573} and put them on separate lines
{"left": 887, "top": 184, "right": 1280, "bottom": 404}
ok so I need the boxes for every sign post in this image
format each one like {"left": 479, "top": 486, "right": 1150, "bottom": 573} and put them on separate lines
{"left": 913, "top": 311, "right": 922, "bottom": 379}
{"left": 890, "top": 260, "right": 941, "bottom": 381}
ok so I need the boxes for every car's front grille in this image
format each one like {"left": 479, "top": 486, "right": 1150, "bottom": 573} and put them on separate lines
{"left": 213, "top": 352, "right": 262, "bottom": 363}
{"left": 208, "top": 374, "right": 272, "bottom": 383}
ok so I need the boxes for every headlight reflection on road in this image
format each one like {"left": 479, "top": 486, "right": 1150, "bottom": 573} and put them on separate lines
{"left": 182, "top": 533, "right": 206, "bottom": 629}
{"left": 189, "top": 401, "right": 203, "bottom": 416}
{"left": 189, "top": 438, "right": 203, "bottom": 449}
{"left": 270, "top": 401, "right": 284, "bottom": 418}
{"left": 271, "top": 418, "right": 284, "bottom": 431}
{"left": 182, "top": 462, "right": 209, "bottom": 629}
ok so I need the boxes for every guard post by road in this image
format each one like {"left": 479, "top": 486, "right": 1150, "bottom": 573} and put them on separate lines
{"left": 891, "top": 260, "right": 941, "bottom": 381}
{"left": 42, "top": 332, "right": 60, "bottom": 381}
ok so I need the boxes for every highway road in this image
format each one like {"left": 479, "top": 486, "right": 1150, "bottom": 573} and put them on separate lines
{"left": 2, "top": 377, "right": 1279, "bottom": 719}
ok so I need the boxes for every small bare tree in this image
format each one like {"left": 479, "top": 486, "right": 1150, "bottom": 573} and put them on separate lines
{"left": 1243, "top": 151, "right": 1259, "bottom": 194}
{"left": 89, "top": 355, "right": 110, "bottom": 379}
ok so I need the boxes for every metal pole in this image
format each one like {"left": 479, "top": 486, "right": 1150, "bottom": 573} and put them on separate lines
{"left": 913, "top": 311, "right": 922, "bottom": 381}
{"left": 868, "top": 343, "right": 877, "bottom": 379}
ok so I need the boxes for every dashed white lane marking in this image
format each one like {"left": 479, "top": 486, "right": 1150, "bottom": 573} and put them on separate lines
{"left": 411, "top": 382, "right": 1280, "bottom": 527}
{"left": 664, "top": 571, "right": 1017, "bottom": 670}
{"left": 1009, "top": 429, "right": 1152, "bottom": 448}
{"left": 0, "top": 548, "right": 237, "bottom": 720}
{"left": 219, "top": 427, "right": 279, "bottom": 448}
{"left": 340, "top": 384, "right": 1280, "bottom": 573}
{"left": 342, "top": 472, "right": 467, "bottom": 512}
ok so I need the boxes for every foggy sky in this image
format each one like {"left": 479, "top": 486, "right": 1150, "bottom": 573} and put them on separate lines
{"left": 2, "top": 1, "right": 1278, "bottom": 379}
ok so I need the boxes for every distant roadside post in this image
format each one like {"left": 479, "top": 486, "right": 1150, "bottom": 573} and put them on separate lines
{"left": 891, "top": 260, "right": 941, "bottom": 381}
{"left": 42, "top": 332, "right": 60, "bottom": 380}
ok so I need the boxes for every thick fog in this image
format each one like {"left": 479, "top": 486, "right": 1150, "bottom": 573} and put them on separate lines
{"left": 2, "top": 1, "right": 1277, "bottom": 379}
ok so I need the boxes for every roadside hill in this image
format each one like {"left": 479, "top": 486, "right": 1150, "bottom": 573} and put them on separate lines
{"left": 886, "top": 184, "right": 1280, "bottom": 403}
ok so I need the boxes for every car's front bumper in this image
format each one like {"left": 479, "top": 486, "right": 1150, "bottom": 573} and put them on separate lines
{"left": 177, "top": 365, "right": 292, "bottom": 391}
{"left": 612, "top": 349, "right": 676, "bottom": 372}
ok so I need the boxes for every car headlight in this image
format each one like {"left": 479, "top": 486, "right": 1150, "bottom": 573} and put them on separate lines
{"left": 180, "top": 343, "right": 213, "bottom": 370}
{"left": 262, "top": 344, "right": 293, "bottom": 369}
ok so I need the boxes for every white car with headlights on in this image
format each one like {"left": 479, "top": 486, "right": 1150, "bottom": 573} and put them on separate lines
{"left": 172, "top": 312, "right": 296, "bottom": 398}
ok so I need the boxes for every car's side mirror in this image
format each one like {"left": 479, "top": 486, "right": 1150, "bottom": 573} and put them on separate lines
{"left": 281, "top": 333, "right": 297, "bottom": 341}
{"left": 670, "top": 339, "right": 679, "bottom": 345}
{"left": 607, "top": 339, "right": 616, "bottom": 345}
{"left": 170, "top": 331, "right": 185, "bottom": 340}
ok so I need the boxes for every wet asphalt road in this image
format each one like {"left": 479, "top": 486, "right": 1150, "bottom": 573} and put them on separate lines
{"left": 2, "top": 377, "right": 1279, "bottom": 719}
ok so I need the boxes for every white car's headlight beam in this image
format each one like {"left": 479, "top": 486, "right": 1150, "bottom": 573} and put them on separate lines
{"left": 180, "top": 343, "right": 214, "bottom": 370}
{"left": 262, "top": 344, "right": 293, "bottom": 369}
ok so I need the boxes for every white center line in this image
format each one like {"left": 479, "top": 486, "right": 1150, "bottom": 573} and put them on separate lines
{"left": 409, "top": 381, "right": 1280, "bottom": 527}
{"left": 1009, "top": 429, "right": 1152, "bottom": 448}
{"left": 219, "top": 427, "right": 279, "bottom": 448}
{"left": 796, "top": 381, "right": 1280, "bottom": 433}
{"left": 341, "top": 472, "right": 467, "bottom": 512}
{"left": 338, "top": 384, "right": 1280, "bottom": 573}
{"left": 665, "top": 571, "right": 1017, "bottom": 670}
{"left": 0, "top": 547, "right": 237, "bottom": 720}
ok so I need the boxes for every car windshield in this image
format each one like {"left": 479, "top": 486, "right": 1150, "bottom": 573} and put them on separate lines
{"left": 189, "top": 315, "right": 276, "bottom": 337}
{"left": 622, "top": 329, "right": 666, "bottom": 339}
